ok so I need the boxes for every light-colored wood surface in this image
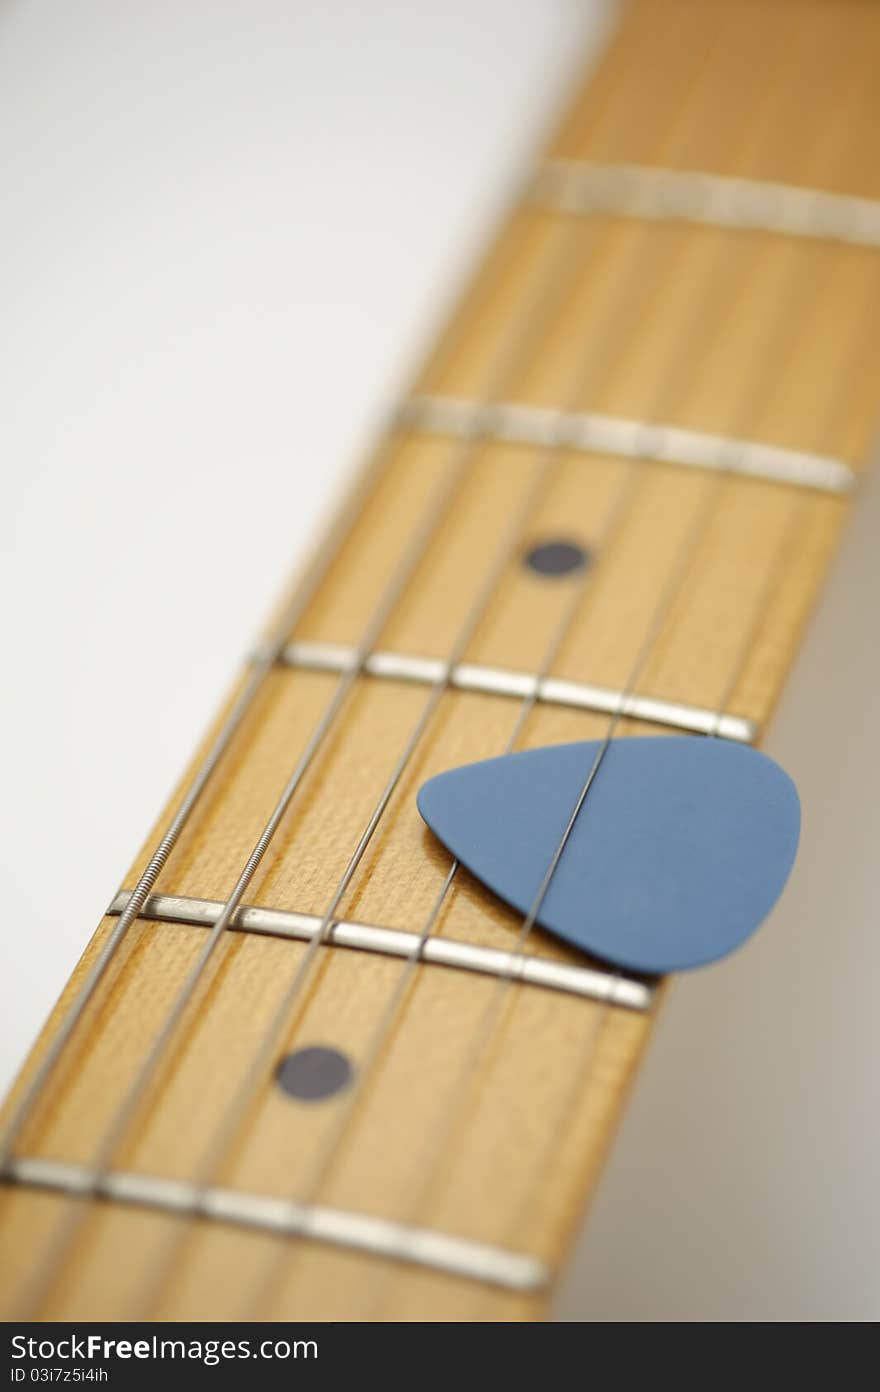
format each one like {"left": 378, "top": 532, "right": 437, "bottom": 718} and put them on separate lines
{"left": 2, "top": 0, "right": 879, "bottom": 1320}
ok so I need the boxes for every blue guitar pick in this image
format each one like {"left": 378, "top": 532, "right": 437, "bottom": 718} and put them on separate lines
{"left": 417, "top": 737, "right": 800, "bottom": 974}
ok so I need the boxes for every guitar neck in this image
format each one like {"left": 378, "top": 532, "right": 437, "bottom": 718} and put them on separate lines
{"left": 2, "top": 0, "right": 879, "bottom": 1321}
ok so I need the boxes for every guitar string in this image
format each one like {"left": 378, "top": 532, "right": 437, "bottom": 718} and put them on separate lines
{"left": 126, "top": 19, "right": 733, "bottom": 1318}
{"left": 483, "top": 259, "right": 880, "bottom": 1313}
{"left": 231, "top": 18, "right": 840, "bottom": 1319}
{"left": 353, "top": 56, "right": 871, "bottom": 1320}
{"left": 13, "top": 15, "right": 667, "bottom": 1317}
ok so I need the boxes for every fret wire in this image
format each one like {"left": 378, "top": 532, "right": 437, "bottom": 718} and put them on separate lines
{"left": 530, "top": 160, "right": 880, "bottom": 252}
{"left": 128, "top": 24, "right": 739, "bottom": 1318}
{"left": 357, "top": 60, "right": 872, "bottom": 1318}
{"left": 396, "top": 396, "right": 858, "bottom": 496}
{"left": 273, "top": 645, "right": 758, "bottom": 742}
{"left": 4, "top": 1158, "right": 548, "bottom": 1294}
{"left": 105, "top": 891, "right": 653, "bottom": 1010}
{"left": 232, "top": 28, "right": 819, "bottom": 1318}
{"left": 13, "top": 128, "right": 637, "bottom": 1321}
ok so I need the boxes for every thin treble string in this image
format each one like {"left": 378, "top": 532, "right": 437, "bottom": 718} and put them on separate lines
{"left": 17, "top": 165, "right": 624, "bottom": 1326}
{"left": 357, "top": 62, "right": 867, "bottom": 1322}
{"left": 486, "top": 258, "right": 880, "bottom": 1313}
{"left": 123, "top": 16, "right": 728, "bottom": 1320}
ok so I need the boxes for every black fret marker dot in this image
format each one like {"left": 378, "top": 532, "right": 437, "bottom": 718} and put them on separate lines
{"left": 524, "top": 539, "right": 590, "bottom": 577}
{"left": 276, "top": 1046, "right": 353, "bottom": 1102}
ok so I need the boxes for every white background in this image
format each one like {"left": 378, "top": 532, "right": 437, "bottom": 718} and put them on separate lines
{"left": 1, "top": 1, "right": 878, "bottom": 1320}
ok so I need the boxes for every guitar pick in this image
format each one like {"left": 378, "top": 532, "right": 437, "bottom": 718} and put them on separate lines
{"left": 417, "top": 737, "right": 800, "bottom": 974}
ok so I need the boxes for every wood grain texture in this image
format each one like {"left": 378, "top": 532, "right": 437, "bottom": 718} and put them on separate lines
{"left": 2, "top": 0, "right": 878, "bottom": 1320}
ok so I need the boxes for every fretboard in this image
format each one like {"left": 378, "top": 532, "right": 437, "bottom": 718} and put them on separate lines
{"left": 2, "top": 0, "right": 879, "bottom": 1321}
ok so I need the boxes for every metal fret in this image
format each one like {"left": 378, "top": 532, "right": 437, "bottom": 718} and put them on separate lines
{"left": 398, "top": 395, "right": 857, "bottom": 496}
{"left": 530, "top": 158, "right": 880, "bottom": 253}
{"left": 3, "top": 1157, "right": 547, "bottom": 1294}
{"left": 268, "top": 640, "right": 758, "bottom": 743}
{"left": 107, "top": 891, "right": 653, "bottom": 1011}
